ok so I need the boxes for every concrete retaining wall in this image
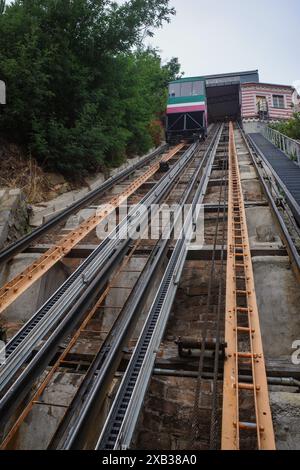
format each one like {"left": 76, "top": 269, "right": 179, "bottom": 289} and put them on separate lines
{"left": 30, "top": 146, "right": 162, "bottom": 227}
{"left": 0, "top": 189, "right": 28, "bottom": 250}
{"left": 0, "top": 254, "right": 69, "bottom": 338}
{"left": 243, "top": 120, "right": 267, "bottom": 134}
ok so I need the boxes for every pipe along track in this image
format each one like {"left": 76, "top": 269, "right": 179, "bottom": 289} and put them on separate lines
{"left": 0, "top": 126, "right": 221, "bottom": 447}
{"left": 1, "top": 123, "right": 299, "bottom": 450}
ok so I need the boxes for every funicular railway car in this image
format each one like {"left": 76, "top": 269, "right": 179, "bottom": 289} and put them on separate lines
{"left": 166, "top": 77, "right": 207, "bottom": 144}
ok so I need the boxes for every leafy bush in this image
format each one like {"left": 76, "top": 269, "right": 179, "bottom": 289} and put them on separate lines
{"left": 270, "top": 112, "right": 300, "bottom": 141}
{"left": 0, "top": 0, "right": 180, "bottom": 174}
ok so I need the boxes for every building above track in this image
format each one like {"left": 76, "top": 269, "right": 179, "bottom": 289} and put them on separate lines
{"left": 167, "top": 69, "right": 296, "bottom": 126}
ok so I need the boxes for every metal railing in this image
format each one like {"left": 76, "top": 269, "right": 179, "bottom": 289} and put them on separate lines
{"left": 0, "top": 80, "right": 5, "bottom": 105}
{"left": 263, "top": 125, "right": 300, "bottom": 166}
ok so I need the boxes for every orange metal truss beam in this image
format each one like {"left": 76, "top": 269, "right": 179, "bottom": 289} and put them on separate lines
{"left": 0, "top": 144, "right": 184, "bottom": 315}
{"left": 222, "top": 123, "right": 275, "bottom": 450}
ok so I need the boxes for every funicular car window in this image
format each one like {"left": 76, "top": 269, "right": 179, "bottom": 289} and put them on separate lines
{"left": 180, "top": 82, "right": 192, "bottom": 97}
{"left": 169, "top": 83, "right": 181, "bottom": 97}
{"left": 192, "top": 81, "right": 204, "bottom": 96}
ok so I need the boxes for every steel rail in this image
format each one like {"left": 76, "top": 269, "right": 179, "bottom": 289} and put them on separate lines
{"left": 0, "top": 140, "right": 204, "bottom": 422}
{"left": 209, "top": 174, "right": 228, "bottom": 450}
{"left": 0, "top": 143, "right": 194, "bottom": 394}
{"left": 0, "top": 144, "right": 167, "bottom": 266}
{"left": 0, "top": 145, "right": 184, "bottom": 315}
{"left": 0, "top": 228, "right": 145, "bottom": 449}
{"left": 51, "top": 237, "right": 173, "bottom": 449}
{"left": 189, "top": 132, "right": 228, "bottom": 450}
{"left": 96, "top": 125, "right": 223, "bottom": 451}
{"left": 49, "top": 126, "right": 222, "bottom": 450}
{"left": 222, "top": 122, "right": 275, "bottom": 451}
{"left": 0, "top": 237, "right": 131, "bottom": 430}
{"left": 239, "top": 125, "right": 300, "bottom": 279}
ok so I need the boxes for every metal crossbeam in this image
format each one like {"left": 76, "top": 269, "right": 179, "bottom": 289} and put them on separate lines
{"left": 0, "top": 236, "right": 143, "bottom": 450}
{"left": 0, "top": 141, "right": 201, "bottom": 433}
{"left": 222, "top": 123, "right": 275, "bottom": 450}
{"left": 96, "top": 126, "right": 223, "bottom": 451}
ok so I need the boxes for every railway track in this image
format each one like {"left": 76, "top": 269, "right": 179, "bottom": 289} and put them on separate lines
{"left": 0, "top": 140, "right": 198, "bottom": 418}
{"left": 0, "top": 126, "right": 220, "bottom": 448}
{"left": 241, "top": 127, "right": 300, "bottom": 278}
{"left": 97, "top": 123, "right": 299, "bottom": 451}
{"left": 222, "top": 123, "right": 275, "bottom": 450}
{"left": 120, "top": 124, "right": 298, "bottom": 452}
{"left": 96, "top": 125, "right": 224, "bottom": 451}
{"left": 0, "top": 144, "right": 168, "bottom": 266}
{"left": 0, "top": 121, "right": 299, "bottom": 450}
{"left": 0, "top": 144, "right": 183, "bottom": 314}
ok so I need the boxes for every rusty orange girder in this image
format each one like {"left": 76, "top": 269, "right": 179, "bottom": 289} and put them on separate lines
{"left": 222, "top": 123, "right": 275, "bottom": 450}
{"left": 0, "top": 144, "right": 184, "bottom": 315}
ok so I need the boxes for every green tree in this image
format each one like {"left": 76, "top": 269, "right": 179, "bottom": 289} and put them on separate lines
{"left": 162, "top": 57, "right": 184, "bottom": 82}
{"left": 0, "top": 0, "right": 178, "bottom": 173}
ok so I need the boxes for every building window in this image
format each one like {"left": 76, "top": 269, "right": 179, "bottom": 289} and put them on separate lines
{"left": 256, "top": 96, "right": 268, "bottom": 112}
{"left": 169, "top": 80, "right": 204, "bottom": 98}
{"left": 273, "top": 95, "right": 285, "bottom": 109}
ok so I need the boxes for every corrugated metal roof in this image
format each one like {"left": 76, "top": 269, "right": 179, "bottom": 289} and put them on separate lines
{"left": 169, "top": 70, "right": 259, "bottom": 85}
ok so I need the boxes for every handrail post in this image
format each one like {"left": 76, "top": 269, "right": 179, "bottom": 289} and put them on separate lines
{"left": 263, "top": 125, "right": 300, "bottom": 166}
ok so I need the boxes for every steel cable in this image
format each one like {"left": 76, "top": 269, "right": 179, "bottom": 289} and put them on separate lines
{"left": 189, "top": 126, "right": 229, "bottom": 450}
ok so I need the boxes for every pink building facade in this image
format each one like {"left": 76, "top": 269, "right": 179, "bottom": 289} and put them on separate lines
{"left": 241, "top": 82, "right": 294, "bottom": 121}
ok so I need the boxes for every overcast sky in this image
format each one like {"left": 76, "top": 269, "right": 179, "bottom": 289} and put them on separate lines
{"left": 145, "top": 0, "right": 300, "bottom": 88}
{"left": 5, "top": 0, "right": 300, "bottom": 89}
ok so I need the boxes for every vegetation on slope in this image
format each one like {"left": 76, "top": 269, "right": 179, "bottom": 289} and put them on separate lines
{"left": 0, "top": 0, "right": 181, "bottom": 174}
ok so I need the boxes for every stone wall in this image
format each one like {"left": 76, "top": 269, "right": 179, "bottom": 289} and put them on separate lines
{"left": 0, "top": 188, "right": 28, "bottom": 250}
